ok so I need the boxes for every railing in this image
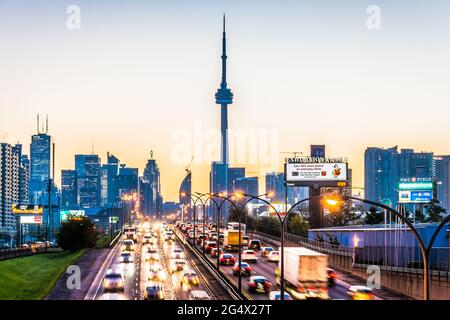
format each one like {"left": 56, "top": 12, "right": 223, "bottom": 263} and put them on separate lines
{"left": 249, "top": 229, "right": 354, "bottom": 257}
{"left": 0, "top": 245, "right": 57, "bottom": 261}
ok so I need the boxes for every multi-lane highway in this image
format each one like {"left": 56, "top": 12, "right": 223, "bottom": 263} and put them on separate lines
{"left": 87, "top": 224, "right": 217, "bottom": 300}
{"left": 173, "top": 224, "right": 380, "bottom": 301}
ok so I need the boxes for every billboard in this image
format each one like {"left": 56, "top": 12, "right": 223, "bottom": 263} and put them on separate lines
{"left": 399, "top": 190, "right": 433, "bottom": 203}
{"left": 12, "top": 205, "right": 43, "bottom": 215}
{"left": 285, "top": 162, "right": 347, "bottom": 187}
{"left": 109, "top": 216, "right": 119, "bottom": 224}
{"left": 60, "top": 210, "right": 85, "bottom": 222}
{"left": 20, "top": 215, "right": 43, "bottom": 224}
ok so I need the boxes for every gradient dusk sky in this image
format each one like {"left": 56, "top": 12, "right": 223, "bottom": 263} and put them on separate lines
{"left": 1, "top": 0, "right": 450, "bottom": 201}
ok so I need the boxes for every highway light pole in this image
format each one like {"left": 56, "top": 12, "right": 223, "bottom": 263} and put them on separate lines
{"left": 180, "top": 193, "right": 207, "bottom": 247}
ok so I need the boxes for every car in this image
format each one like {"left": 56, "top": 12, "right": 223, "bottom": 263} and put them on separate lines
{"left": 208, "top": 232, "right": 218, "bottom": 240}
{"left": 267, "top": 251, "right": 280, "bottom": 262}
{"left": 189, "top": 290, "right": 212, "bottom": 300}
{"left": 170, "top": 259, "right": 186, "bottom": 273}
{"left": 242, "top": 236, "right": 250, "bottom": 245}
{"left": 147, "top": 264, "right": 166, "bottom": 281}
{"left": 269, "top": 291, "right": 293, "bottom": 300}
{"left": 103, "top": 269, "right": 124, "bottom": 292}
{"left": 210, "top": 247, "right": 223, "bottom": 258}
{"left": 204, "top": 241, "right": 218, "bottom": 253}
{"left": 261, "top": 247, "right": 274, "bottom": 257}
{"left": 121, "top": 239, "right": 135, "bottom": 252}
{"left": 144, "top": 283, "right": 165, "bottom": 300}
{"left": 242, "top": 250, "right": 258, "bottom": 263}
{"left": 196, "top": 235, "right": 207, "bottom": 245}
{"left": 145, "top": 253, "right": 160, "bottom": 263}
{"left": 232, "top": 262, "right": 252, "bottom": 276}
{"left": 218, "top": 233, "right": 224, "bottom": 243}
{"left": 119, "top": 252, "right": 134, "bottom": 263}
{"left": 347, "top": 286, "right": 375, "bottom": 300}
{"left": 327, "top": 268, "right": 337, "bottom": 287}
{"left": 143, "top": 234, "right": 152, "bottom": 244}
{"left": 248, "top": 276, "right": 271, "bottom": 294}
{"left": 19, "top": 244, "right": 30, "bottom": 249}
{"left": 171, "top": 247, "right": 184, "bottom": 259}
{"left": 248, "top": 239, "right": 261, "bottom": 250}
{"left": 181, "top": 270, "right": 200, "bottom": 286}
{"left": 219, "top": 253, "right": 235, "bottom": 266}
{"left": 147, "top": 246, "right": 158, "bottom": 254}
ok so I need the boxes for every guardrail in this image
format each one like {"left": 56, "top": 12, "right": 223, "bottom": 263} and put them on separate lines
{"left": 172, "top": 228, "right": 246, "bottom": 301}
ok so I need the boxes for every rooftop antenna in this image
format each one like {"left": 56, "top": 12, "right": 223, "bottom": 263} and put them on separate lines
{"left": 150, "top": 150, "right": 154, "bottom": 159}
{"left": 91, "top": 141, "right": 94, "bottom": 155}
{"left": 37, "top": 114, "right": 40, "bottom": 134}
{"left": 45, "top": 115, "right": 48, "bottom": 134}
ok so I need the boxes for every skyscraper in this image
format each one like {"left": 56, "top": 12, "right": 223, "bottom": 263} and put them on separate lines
{"left": 0, "top": 143, "right": 20, "bottom": 237}
{"left": 213, "top": 15, "right": 233, "bottom": 199}
{"left": 178, "top": 171, "right": 192, "bottom": 219}
{"left": 61, "top": 170, "right": 78, "bottom": 208}
{"left": 116, "top": 165, "right": 138, "bottom": 198}
{"left": 140, "top": 152, "right": 163, "bottom": 217}
{"left": 16, "top": 145, "right": 30, "bottom": 205}
{"left": 228, "top": 167, "right": 245, "bottom": 193}
{"left": 234, "top": 177, "right": 259, "bottom": 203}
{"left": 364, "top": 146, "right": 435, "bottom": 208}
{"left": 265, "top": 172, "right": 285, "bottom": 203}
{"left": 77, "top": 154, "right": 101, "bottom": 208}
{"left": 101, "top": 153, "right": 120, "bottom": 207}
{"left": 29, "top": 131, "right": 51, "bottom": 205}
{"left": 434, "top": 156, "right": 450, "bottom": 213}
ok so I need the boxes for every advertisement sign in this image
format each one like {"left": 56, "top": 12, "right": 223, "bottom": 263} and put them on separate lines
{"left": 285, "top": 162, "right": 347, "bottom": 186}
{"left": 60, "top": 210, "right": 85, "bottom": 222}
{"left": 109, "top": 216, "right": 119, "bottom": 224}
{"left": 12, "top": 205, "right": 43, "bottom": 215}
{"left": 20, "top": 215, "right": 43, "bottom": 224}
{"left": 399, "top": 190, "right": 433, "bottom": 204}
{"left": 398, "top": 182, "right": 433, "bottom": 191}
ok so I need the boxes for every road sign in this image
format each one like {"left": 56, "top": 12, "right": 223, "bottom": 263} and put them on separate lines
{"left": 109, "top": 216, "right": 119, "bottom": 224}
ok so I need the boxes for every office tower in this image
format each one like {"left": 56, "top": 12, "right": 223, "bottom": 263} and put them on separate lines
{"left": 77, "top": 154, "right": 101, "bottom": 208}
{"left": 116, "top": 165, "right": 138, "bottom": 197}
{"left": 434, "top": 156, "right": 450, "bottom": 213}
{"left": 0, "top": 143, "right": 20, "bottom": 237}
{"left": 364, "top": 146, "right": 400, "bottom": 207}
{"left": 61, "top": 170, "right": 78, "bottom": 208}
{"left": 101, "top": 152, "right": 120, "bottom": 207}
{"left": 228, "top": 167, "right": 245, "bottom": 194}
{"left": 140, "top": 152, "right": 163, "bottom": 217}
{"left": 364, "top": 146, "right": 435, "bottom": 208}
{"left": 178, "top": 171, "right": 192, "bottom": 219}
{"left": 29, "top": 128, "right": 51, "bottom": 205}
{"left": 213, "top": 15, "right": 233, "bottom": 201}
{"left": 16, "top": 145, "right": 30, "bottom": 205}
{"left": 234, "top": 177, "right": 259, "bottom": 203}
{"left": 265, "top": 172, "right": 285, "bottom": 202}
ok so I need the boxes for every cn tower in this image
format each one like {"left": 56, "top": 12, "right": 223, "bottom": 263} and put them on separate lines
{"left": 215, "top": 14, "right": 233, "bottom": 192}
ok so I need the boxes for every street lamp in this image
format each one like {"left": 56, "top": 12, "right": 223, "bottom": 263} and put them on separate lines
{"left": 215, "top": 192, "right": 274, "bottom": 296}
{"left": 180, "top": 192, "right": 208, "bottom": 247}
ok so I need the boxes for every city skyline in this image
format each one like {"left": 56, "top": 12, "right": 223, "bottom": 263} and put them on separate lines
{"left": 1, "top": 1, "right": 450, "bottom": 201}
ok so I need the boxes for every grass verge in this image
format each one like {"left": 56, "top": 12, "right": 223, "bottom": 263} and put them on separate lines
{"left": 0, "top": 250, "right": 84, "bottom": 300}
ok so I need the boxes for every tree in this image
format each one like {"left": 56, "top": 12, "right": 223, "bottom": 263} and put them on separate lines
{"left": 57, "top": 217, "right": 97, "bottom": 251}
{"left": 425, "top": 199, "right": 446, "bottom": 222}
{"left": 287, "top": 215, "right": 308, "bottom": 237}
{"left": 412, "top": 208, "right": 426, "bottom": 223}
{"left": 324, "top": 201, "right": 363, "bottom": 227}
{"left": 364, "top": 206, "right": 383, "bottom": 225}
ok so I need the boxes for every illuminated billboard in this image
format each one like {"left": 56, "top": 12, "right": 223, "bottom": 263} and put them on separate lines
{"left": 20, "top": 215, "right": 43, "bottom": 224}
{"left": 285, "top": 161, "right": 347, "bottom": 187}
{"left": 12, "top": 205, "right": 43, "bottom": 215}
{"left": 398, "top": 181, "right": 434, "bottom": 204}
{"left": 60, "top": 210, "right": 85, "bottom": 222}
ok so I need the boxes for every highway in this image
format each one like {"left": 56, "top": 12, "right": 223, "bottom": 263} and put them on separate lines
{"left": 174, "top": 225, "right": 379, "bottom": 301}
{"left": 87, "top": 224, "right": 217, "bottom": 300}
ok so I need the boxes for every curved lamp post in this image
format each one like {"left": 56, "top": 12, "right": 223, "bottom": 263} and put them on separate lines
{"left": 286, "top": 194, "right": 433, "bottom": 300}
{"left": 180, "top": 192, "right": 208, "bottom": 247}
{"left": 217, "top": 192, "right": 275, "bottom": 296}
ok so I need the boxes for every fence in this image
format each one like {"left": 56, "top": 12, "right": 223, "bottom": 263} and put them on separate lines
{"left": 0, "top": 244, "right": 57, "bottom": 261}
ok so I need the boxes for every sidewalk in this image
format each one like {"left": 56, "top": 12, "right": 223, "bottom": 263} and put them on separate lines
{"left": 45, "top": 248, "right": 110, "bottom": 300}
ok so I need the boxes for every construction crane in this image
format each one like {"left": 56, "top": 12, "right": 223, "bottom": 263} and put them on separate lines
{"left": 185, "top": 155, "right": 194, "bottom": 174}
